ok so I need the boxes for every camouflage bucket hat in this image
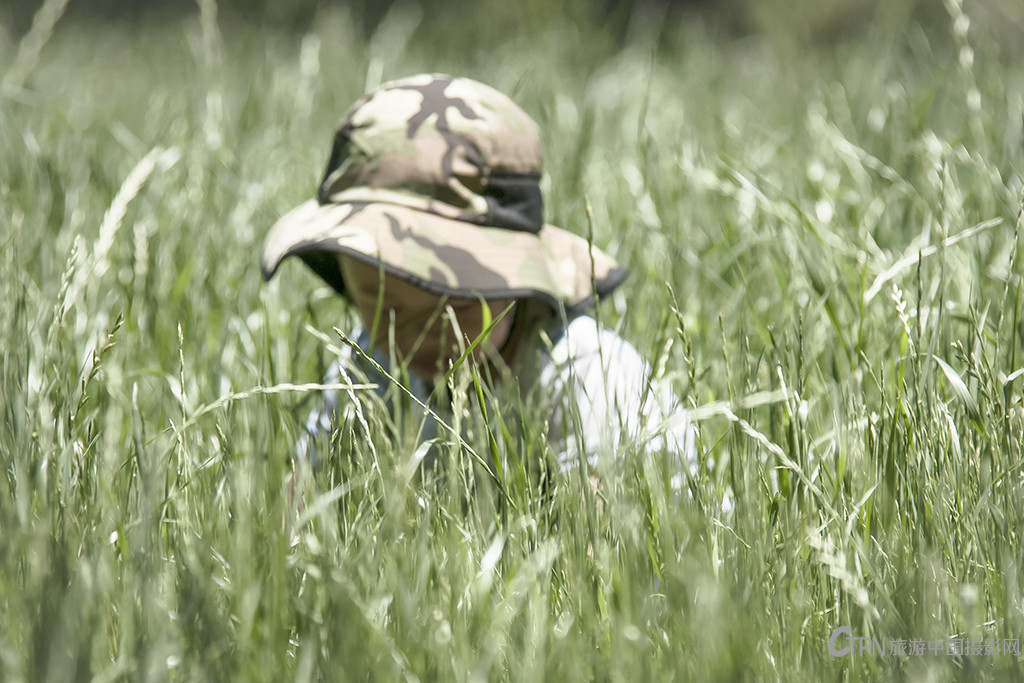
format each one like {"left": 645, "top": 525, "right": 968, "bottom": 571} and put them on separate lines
{"left": 260, "top": 74, "right": 628, "bottom": 313}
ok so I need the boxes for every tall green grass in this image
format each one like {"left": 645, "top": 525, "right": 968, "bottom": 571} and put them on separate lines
{"left": 2, "top": 0, "right": 1023, "bottom": 679}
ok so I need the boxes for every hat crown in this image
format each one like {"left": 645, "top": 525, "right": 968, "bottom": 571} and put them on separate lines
{"left": 318, "top": 74, "right": 545, "bottom": 233}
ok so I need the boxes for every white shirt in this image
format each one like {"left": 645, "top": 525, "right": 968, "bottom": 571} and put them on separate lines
{"left": 298, "top": 315, "right": 696, "bottom": 480}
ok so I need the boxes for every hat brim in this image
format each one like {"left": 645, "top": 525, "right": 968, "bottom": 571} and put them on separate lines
{"left": 260, "top": 199, "right": 628, "bottom": 314}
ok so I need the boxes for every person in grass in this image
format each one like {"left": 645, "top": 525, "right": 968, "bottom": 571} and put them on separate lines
{"left": 260, "top": 73, "right": 696, "bottom": 484}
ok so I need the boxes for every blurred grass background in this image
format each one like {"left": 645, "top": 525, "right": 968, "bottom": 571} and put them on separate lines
{"left": 2, "top": 0, "right": 1024, "bottom": 679}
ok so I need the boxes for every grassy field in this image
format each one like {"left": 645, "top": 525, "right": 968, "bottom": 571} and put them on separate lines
{"left": 2, "top": 0, "right": 1024, "bottom": 679}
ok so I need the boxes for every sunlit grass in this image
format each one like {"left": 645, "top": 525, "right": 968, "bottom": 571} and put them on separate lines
{"left": 2, "top": 0, "right": 1023, "bottom": 679}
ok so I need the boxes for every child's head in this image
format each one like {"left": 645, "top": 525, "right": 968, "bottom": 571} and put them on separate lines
{"left": 261, "top": 74, "right": 629, "bottom": 371}
{"left": 338, "top": 254, "right": 516, "bottom": 378}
